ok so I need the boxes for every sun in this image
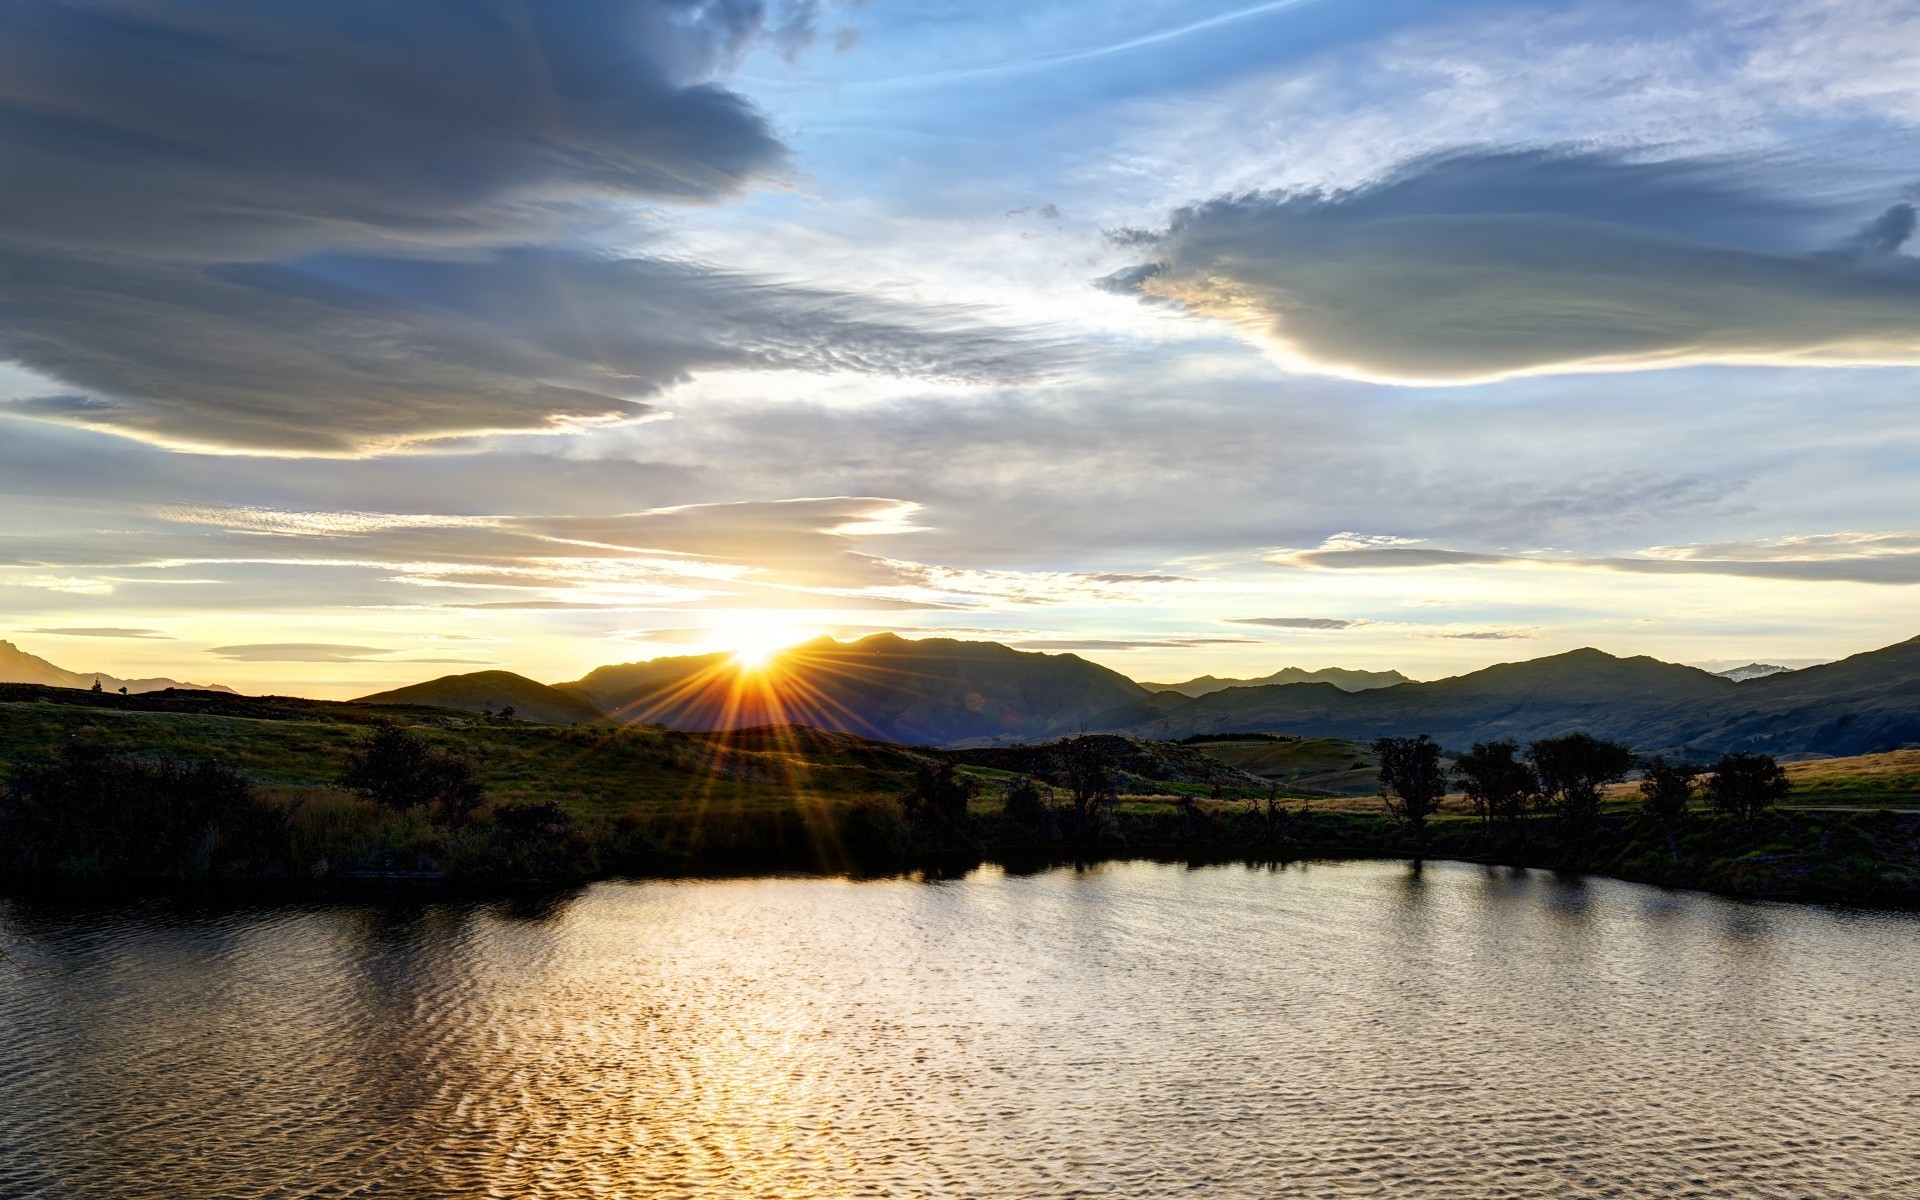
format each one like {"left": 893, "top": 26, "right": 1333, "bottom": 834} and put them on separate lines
{"left": 715, "top": 617, "right": 812, "bottom": 671}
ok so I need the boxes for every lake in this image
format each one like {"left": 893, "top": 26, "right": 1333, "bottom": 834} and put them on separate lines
{"left": 2, "top": 860, "right": 1916, "bottom": 1197}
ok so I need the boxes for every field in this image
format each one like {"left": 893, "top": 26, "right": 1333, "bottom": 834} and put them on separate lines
{"left": 5, "top": 686, "right": 1920, "bottom": 905}
{"left": 1182, "top": 735, "right": 1382, "bottom": 797}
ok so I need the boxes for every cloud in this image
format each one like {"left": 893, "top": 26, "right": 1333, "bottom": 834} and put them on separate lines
{"left": 0, "top": 0, "right": 810, "bottom": 258}
{"left": 1273, "top": 530, "right": 1920, "bottom": 584}
{"left": 210, "top": 643, "right": 394, "bottom": 662}
{"left": 1107, "top": 148, "right": 1920, "bottom": 383}
{"left": 0, "top": 247, "right": 1046, "bottom": 454}
{"left": 1437, "top": 630, "right": 1536, "bottom": 641}
{"left": 1011, "top": 636, "right": 1262, "bottom": 650}
{"left": 0, "top": 2, "right": 1045, "bottom": 454}
{"left": 27, "top": 627, "right": 173, "bottom": 639}
{"left": 1223, "top": 616, "right": 1355, "bottom": 629}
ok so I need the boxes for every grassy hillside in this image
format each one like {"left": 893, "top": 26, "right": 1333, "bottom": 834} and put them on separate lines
{"left": 357, "top": 670, "right": 606, "bottom": 726}
{"left": 1182, "top": 735, "right": 1381, "bottom": 796}
{"left": 6, "top": 685, "right": 1920, "bottom": 906}
{"left": 1781, "top": 751, "right": 1920, "bottom": 807}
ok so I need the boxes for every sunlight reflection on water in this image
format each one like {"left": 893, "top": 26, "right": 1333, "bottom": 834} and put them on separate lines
{"left": 2, "top": 860, "right": 1917, "bottom": 1198}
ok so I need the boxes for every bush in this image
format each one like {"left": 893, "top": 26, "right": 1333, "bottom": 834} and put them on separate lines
{"left": 1, "top": 741, "right": 282, "bottom": 878}
{"left": 338, "top": 724, "right": 483, "bottom": 825}
{"left": 1001, "top": 776, "right": 1049, "bottom": 833}
{"left": 905, "top": 759, "right": 973, "bottom": 828}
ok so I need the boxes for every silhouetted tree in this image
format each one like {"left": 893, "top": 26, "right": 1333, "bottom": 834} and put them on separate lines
{"left": 1001, "top": 775, "right": 1048, "bottom": 832}
{"left": 1528, "top": 733, "right": 1636, "bottom": 847}
{"left": 1705, "top": 751, "right": 1789, "bottom": 827}
{"left": 906, "top": 758, "right": 973, "bottom": 827}
{"left": 1453, "top": 740, "right": 1538, "bottom": 826}
{"left": 1638, "top": 756, "right": 1699, "bottom": 861}
{"left": 1373, "top": 734, "right": 1446, "bottom": 851}
{"left": 1052, "top": 735, "right": 1118, "bottom": 839}
{"left": 90, "top": 679, "right": 102, "bottom": 693}
{"left": 338, "top": 724, "right": 483, "bottom": 826}
{"left": 498, "top": 705, "right": 516, "bottom": 721}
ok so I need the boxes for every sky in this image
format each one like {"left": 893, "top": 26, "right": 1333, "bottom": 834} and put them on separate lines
{"left": 3, "top": 0, "right": 1920, "bottom": 698}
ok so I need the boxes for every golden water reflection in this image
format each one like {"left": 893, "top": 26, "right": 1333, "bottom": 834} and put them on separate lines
{"left": 2, "top": 861, "right": 1916, "bottom": 1197}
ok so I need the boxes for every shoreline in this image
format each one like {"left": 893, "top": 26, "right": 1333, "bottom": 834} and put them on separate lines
{"left": 7, "top": 806, "right": 1916, "bottom": 912}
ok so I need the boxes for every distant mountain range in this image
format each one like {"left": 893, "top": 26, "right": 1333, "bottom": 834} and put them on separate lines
{"left": 0, "top": 639, "right": 232, "bottom": 695}
{"left": 563, "top": 633, "right": 1148, "bottom": 746}
{"left": 31, "top": 628, "right": 1873, "bottom": 758}
{"left": 1141, "top": 666, "right": 1410, "bottom": 697}
{"left": 1099, "top": 640, "right": 1920, "bottom": 758}
{"left": 1713, "top": 663, "right": 1794, "bottom": 682}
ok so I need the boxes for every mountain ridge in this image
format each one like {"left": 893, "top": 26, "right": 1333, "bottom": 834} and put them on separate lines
{"left": 0, "top": 639, "right": 232, "bottom": 695}
{"left": 1141, "top": 666, "right": 1410, "bottom": 697}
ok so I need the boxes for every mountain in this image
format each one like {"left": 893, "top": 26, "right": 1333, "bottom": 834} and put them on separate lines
{"left": 567, "top": 633, "right": 1149, "bottom": 746}
{"left": 0, "top": 639, "right": 232, "bottom": 694}
{"left": 356, "top": 670, "right": 606, "bottom": 725}
{"left": 1142, "top": 666, "right": 1410, "bottom": 697}
{"left": 1714, "top": 663, "right": 1793, "bottom": 682}
{"left": 1102, "top": 638, "right": 1920, "bottom": 758}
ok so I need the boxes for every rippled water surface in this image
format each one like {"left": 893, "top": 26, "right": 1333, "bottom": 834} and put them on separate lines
{"left": 3, "top": 861, "right": 1918, "bottom": 1198}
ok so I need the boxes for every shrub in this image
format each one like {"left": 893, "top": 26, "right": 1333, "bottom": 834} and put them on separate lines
{"left": 905, "top": 759, "right": 973, "bottom": 828}
{"left": 1, "top": 741, "right": 280, "bottom": 877}
{"left": 338, "top": 724, "right": 483, "bottom": 825}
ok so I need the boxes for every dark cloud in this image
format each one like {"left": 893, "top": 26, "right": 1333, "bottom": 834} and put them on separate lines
{"left": 0, "top": 0, "right": 808, "bottom": 257}
{"left": 0, "top": 247, "right": 1046, "bottom": 453}
{"left": 1109, "top": 149, "right": 1920, "bottom": 382}
{"left": 0, "top": 1, "right": 1042, "bottom": 454}
{"left": 1223, "top": 616, "right": 1354, "bottom": 629}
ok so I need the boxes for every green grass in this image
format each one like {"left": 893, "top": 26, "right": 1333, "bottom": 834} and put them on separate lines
{"left": 1184, "top": 735, "right": 1381, "bottom": 797}
{"left": 6, "top": 691, "right": 1920, "bottom": 905}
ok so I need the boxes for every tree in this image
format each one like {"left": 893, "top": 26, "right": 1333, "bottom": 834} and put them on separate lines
{"left": 1051, "top": 735, "right": 1118, "bottom": 839}
{"left": 1452, "top": 740, "right": 1538, "bottom": 826}
{"left": 1638, "top": 756, "right": 1699, "bottom": 861}
{"left": 1528, "top": 733, "right": 1636, "bottom": 847}
{"left": 1373, "top": 734, "right": 1446, "bottom": 850}
{"left": 338, "top": 724, "right": 484, "bottom": 825}
{"left": 1705, "top": 751, "right": 1789, "bottom": 826}
{"left": 498, "top": 705, "right": 516, "bottom": 721}
{"left": 1001, "top": 775, "right": 1048, "bottom": 832}
{"left": 90, "top": 678, "right": 102, "bottom": 693}
{"left": 905, "top": 758, "right": 973, "bottom": 827}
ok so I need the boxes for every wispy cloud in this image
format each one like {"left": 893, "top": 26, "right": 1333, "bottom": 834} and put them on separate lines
{"left": 27, "top": 627, "right": 173, "bottom": 639}
{"left": 1273, "top": 530, "right": 1920, "bottom": 585}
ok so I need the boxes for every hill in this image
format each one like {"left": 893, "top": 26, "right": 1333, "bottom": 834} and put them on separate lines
{"left": 357, "top": 670, "right": 606, "bottom": 726}
{"left": 1105, "top": 637, "right": 1920, "bottom": 757}
{"left": 1714, "top": 663, "right": 1794, "bottom": 681}
{"left": 567, "top": 633, "right": 1149, "bottom": 747}
{"left": 1181, "top": 735, "right": 1382, "bottom": 796}
{"left": 0, "top": 639, "right": 231, "bottom": 694}
{"left": 1142, "top": 666, "right": 1410, "bottom": 697}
